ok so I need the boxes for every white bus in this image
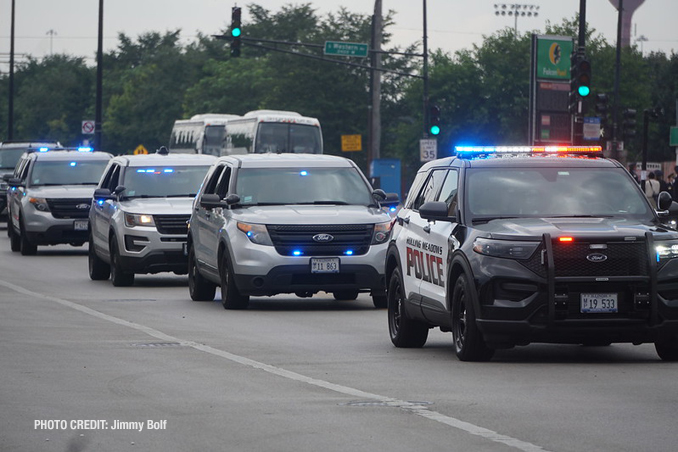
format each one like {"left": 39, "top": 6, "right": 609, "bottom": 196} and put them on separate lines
{"left": 223, "top": 110, "right": 323, "bottom": 155}
{"left": 169, "top": 114, "right": 240, "bottom": 156}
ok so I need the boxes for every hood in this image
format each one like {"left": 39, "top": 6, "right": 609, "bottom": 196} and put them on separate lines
{"left": 29, "top": 185, "right": 97, "bottom": 198}
{"left": 118, "top": 197, "right": 194, "bottom": 215}
{"left": 231, "top": 204, "right": 390, "bottom": 225}
{"left": 475, "top": 217, "right": 678, "bottom": 240}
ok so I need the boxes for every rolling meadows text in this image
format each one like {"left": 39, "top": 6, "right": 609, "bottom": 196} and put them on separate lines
{"left": 35, "top": 420, "right": 167, "bottom": 431}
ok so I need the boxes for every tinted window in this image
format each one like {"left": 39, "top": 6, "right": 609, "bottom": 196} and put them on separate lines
{"left": 254, "top": 123, "right": 322, "bottom": 154}
{"left": 29, "top": 160, "right": 109, "bottom": 186}
{"left": 466, "top": 167, "right": 651, "bottom": 219}
{"left": 0, "top": 148, "right": 25, "bottom": 170}
{"left": 122, "top": 165, "right": 211, "bottom": 198}
{"left": 235, "top": 167, "right": 372, "bottom": 206}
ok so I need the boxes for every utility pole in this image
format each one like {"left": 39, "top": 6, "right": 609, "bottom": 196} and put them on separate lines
{"left": 46, "top": 29, "right": 57, "bottom": 55}
{"left": 8, "top": 0, "right": 15, "bottom": 140}
{"left": 422, "top": 0, "right": 429, "bottom": 137}
{"left": 612, "top": 0, "right": 623, "bottom": 161}
{"left": 95, "top": 0, "right": 103, "bottom": 151}
{"left": 369, "top": 0, "right": 382, "bottom": 165}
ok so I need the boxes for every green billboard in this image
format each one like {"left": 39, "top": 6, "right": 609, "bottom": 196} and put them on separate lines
{"left": 535, "top": 36, "right": 573, "bottom": 81}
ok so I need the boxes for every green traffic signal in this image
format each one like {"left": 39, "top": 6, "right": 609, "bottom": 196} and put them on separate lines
{"left": 231, "top": 27, "right": 241, "bottom": 38}
{"left": 577, "top": 85, "right": 590, "bottom": 97}
{"left": 430, "top": 125, "right": 441, "bottom": 136}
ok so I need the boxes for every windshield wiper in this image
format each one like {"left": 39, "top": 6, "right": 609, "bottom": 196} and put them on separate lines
{"left": 165, "top": 194, "right": 196, "bottom": 198}
{"left": 471, "top": 216, "right": 521, "bottom": 224}
{"left": 294, "top": 201, "right": 351, "bottom": 205}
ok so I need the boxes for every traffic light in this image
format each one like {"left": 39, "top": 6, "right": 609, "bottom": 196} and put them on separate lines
{"left": 569, "top": 53, "right": 591, "bottom": 115}
{"left": 622, "top": 109, "right": 637, "bottom": 138}
{"left": 429, "top": 105, "right": 441, "bottom": 136}
{"left": 230, "top": 6, "right": 242, "bottom": 57}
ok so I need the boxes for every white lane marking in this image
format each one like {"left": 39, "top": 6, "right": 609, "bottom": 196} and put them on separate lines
{"left": 1, "top": 280, "right": 548, "bottom": 452}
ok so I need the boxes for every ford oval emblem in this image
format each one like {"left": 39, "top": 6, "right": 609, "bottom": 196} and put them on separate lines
{"left": 313, "top": 233, "right": 334, "bottom": 243}
{"left": 586, "top": 253, "right": 608, "bottom": 263}
{"left": 76, "top": 203, "right": 90, "bottom": 210}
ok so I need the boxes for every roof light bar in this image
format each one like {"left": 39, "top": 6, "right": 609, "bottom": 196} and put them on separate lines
{"left": 454, "top": 145, "right": 602, "bottom": 155}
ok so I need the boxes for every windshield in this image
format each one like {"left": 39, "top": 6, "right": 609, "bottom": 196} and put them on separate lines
{"left": 235, "top": 167, "right": 373, "bottom": 206}
{"left": 203, "top": 125, "right": 226, "bottom": 156}
{"left": 122, "top": 165, "right": 211, "bottom": 198}
{"left": 254, "top": 123, "right": 322, "bottom": 154}
{"left": 465, "top": 167, "right": 653, "bottom": 221}
{"left": 0, "top": 148, "right": 25, "bottom": 170}
{"left": 29, "top": 160, "right": 109, "bottom": 186}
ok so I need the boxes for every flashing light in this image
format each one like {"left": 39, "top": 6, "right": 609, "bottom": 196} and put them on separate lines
{"left": 292, "top": 250, "right": 303, "bottom": 256}
{"left": 38, "top": 147, "right": 50, "bottom": 152}
{"left": 453, "top": 145, "right": 602, "bottom": 156}
{"left": 163, "top": 168, "right": 174, "bottom": 173}
{"left": 558, "top": 237, "right": 574, "bottom": 242}
{"left": 70, "top": 162, "right": 77, "bottom": 167}
{"left": 300, "top": 170, "right": 308, "bottom": 176}
{"left": 77, "top": 146, "right": 93, "bottom": 152}
{"left": 344, "top": 250, "right": 354, "bottom": 256}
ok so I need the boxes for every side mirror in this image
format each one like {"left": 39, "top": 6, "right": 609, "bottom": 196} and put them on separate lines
{"left": 113, "top": 185, "right": 126, "bottom": 196}
{"left": 380, "top": 192, "right": 400, "bottom": 210}
{"left": 419, "top": 201, "right": 453, "bottom": 222}
{"left": 8, "top": 177, "right": 23, "bottom": 188}
{"left": 657, "top": 191, "right": 673, "bottom": 211}
{"left": 225, "top": 194, "right": 240, "bottom": 206}
{"left": 93, "top": 188, "right": 114, "bottom": 201}
{"left": 2, "top": 173, "right": 12, "bottom": 182}
{"left": 372, "top": 189, "right": 387, "bottom": 201}
{"left": 200, "top": 193, "right": 226, "bottom": 209}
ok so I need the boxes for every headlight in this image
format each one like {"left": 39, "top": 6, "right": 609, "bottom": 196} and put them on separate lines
{"left": 237, "top": 222, "right": 273, "bottom": 246}
{"left": 124, "top": 213, "right": 155, "bottom": 227}
{"left": 371, "top": 221, "right": 393, "bottom": 244}
{"left": 473, "top": 237, "right": 539, "bottom": 259}
{"left": 28, "top": 197, "right": 50, "bottom": 211}
{"left": 655, "top": 241, "right": 678, "bottom": 262}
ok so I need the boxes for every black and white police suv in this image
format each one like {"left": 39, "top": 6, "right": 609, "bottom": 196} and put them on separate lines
{"left": 385, "top": 145, "right": 678, "bottom": 361}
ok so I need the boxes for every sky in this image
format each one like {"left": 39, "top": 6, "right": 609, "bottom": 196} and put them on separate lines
{"left": 0, "top": 0, "right": 676, "bottom": 69}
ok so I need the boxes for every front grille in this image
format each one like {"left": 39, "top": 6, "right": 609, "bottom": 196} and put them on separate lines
{"left": 154, "top": 214, "right": 190, "bottom": 235}
{"left": 552, "top": 240, "right": 648, "bottom": 277}
{"left": 47, "top": 198, "right": 91, "bottom": 219}
{"left": 267, "top": 224, "right": 374, "bottom": 256}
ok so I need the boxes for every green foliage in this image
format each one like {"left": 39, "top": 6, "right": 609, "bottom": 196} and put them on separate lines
{"left": 0, "top": 5, "right": 675, "bottom": 174}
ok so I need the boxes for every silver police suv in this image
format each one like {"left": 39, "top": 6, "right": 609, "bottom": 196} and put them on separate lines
{"left": 7, "top": 147, "right": 111, "bottom": 255}
{"left": 88, "top": 151, "right": 216, "bottom": 286}
{"left": 187, "top": 153, "right": 398, "bottom": 309}
{"left": 1, "top": 141, "right": 60, "bottom": 219}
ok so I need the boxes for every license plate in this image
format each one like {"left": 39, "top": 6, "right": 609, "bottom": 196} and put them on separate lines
{"left": 73, "top": 220, "right": 89, "bottom": 231}
{"left": 311, "top": 257, "right": 340, "bottom": 273}
{"left": 581, "top": 293, "right": 618, "bottom": 313}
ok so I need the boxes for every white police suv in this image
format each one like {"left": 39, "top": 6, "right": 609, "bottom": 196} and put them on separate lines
{"left": 187, "top": 153, "right": 398, "bottom": 309}
{"left": 88, "top": 150, "right": 216, "bottom": 286}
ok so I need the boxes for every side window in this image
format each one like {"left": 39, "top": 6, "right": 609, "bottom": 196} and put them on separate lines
{"left": 435, "top": 170, "right": 459, "bottom": 215}
{"left": 203, "top": 165, "right": 225, "bottom": 195}
{"left": 100, "top": 164, "right": 119, "bottom": 190}
{"left": 215, "top": 167, "right": 232, "bottom": 198}
{"left": 403, "top": 172, "right": 427, "bottom": 209}
{"left": 413, "top": 169, "right": 447, "bottom": 211}
{"left": 18, "top": 158, "right": 31, "bottom": 180}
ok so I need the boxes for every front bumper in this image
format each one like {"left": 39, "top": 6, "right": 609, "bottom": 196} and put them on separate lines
{"left": 470, "top": 233, "right": 678, "bottom": 346}
{"left": 116, "top": 227, "right": 188, "bottom": 274}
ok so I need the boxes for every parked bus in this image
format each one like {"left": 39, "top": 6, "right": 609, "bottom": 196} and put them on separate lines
{"left": 169, "top": 114, "right": 240, "bottom": 156}
{"left": 224, "top": 110, "right": 323, "bottom": 155}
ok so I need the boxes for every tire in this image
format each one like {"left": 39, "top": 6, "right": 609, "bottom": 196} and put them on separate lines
{"left": 110, "top": 237, "right": 134, "bottom": 287}
{"left": 333, "top": 290, "right": 359, "bottom": 301}
{"left": 451, "top": 274, "right": 494, "bottom": 362}
{"left": 387, "top": 268, "right": 428, "bottom": 347}
{"left": 655, "top": 337, "right": 678, "bottom": 361}
{"left": 372, "top": 292, "right": 387, "bottom": 309}
{"left": 19, "top": 216, "right": 37, "bottom": 256}
{"left": 188, "top": 245, "right": 216, "bottom": 301}
{"left": 9, "top": 220, "right": 20, "bottom": 252}
{"left": 88, "top": 233, "right": 110, "bottom": 281}
{"left": 219, "top": 250, "right": 248, "bottom": 309}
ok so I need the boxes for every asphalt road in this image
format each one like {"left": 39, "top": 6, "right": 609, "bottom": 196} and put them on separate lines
{"left": 1, "top": 226, "right": 677, "bottom": 452}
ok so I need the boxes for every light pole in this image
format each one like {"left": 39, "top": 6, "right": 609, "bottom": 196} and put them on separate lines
{"left": 494, "top": 3, "right": 539, "bottom": 36}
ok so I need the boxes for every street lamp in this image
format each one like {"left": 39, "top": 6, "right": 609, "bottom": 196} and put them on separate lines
{"left": 494, "top": 3, "right": 539, "bottom": 36}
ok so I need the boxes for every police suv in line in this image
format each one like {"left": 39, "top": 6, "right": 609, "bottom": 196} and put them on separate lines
{"left": 187, "top": 153, "right": 398, "bottom": 309}
{"left": 385, "top": 145, "right": 678, "bottom": 361}
{"left": 89, "top": 150, "right": 216, "bottom": 286}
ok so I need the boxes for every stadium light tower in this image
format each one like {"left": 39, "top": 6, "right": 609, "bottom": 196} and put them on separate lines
{"left": 494, "top": 4, "right": 539, "bottom": 36}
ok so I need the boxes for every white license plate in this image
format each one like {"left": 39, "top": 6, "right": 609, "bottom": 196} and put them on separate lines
{"left": 581, "top": 293, "right": 618, "bottom": 313}
{"left": 311, "top": 257, "right": 340, "bottom": 273}
{"left": 73, "top": 220, "right": 89, "bottom": 231}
